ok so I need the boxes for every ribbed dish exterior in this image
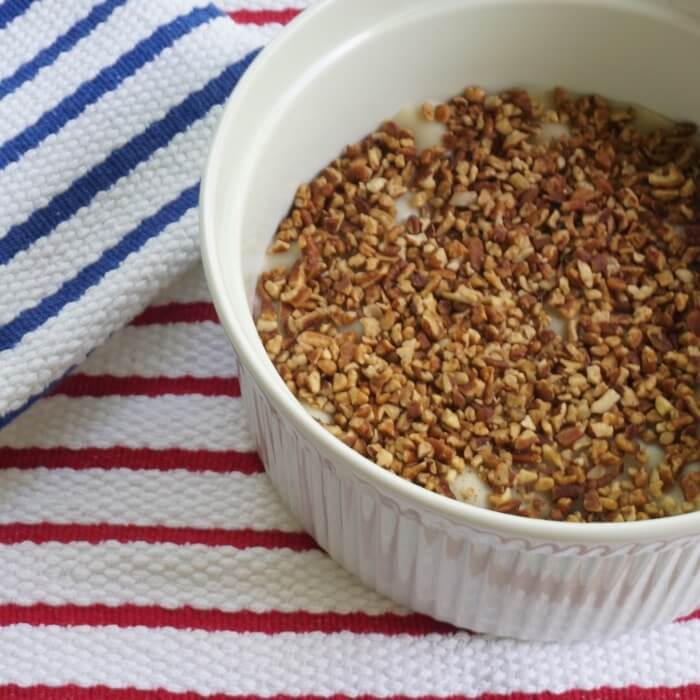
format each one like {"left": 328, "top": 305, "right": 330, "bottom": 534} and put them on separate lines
{"left": 241, "top": 366, "right": 700, "bottom": 642}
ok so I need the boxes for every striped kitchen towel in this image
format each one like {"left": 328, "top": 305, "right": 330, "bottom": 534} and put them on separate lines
{"left": 0, "top": 0, "right": 307, "bottom": 427}
{"left": 0, "top": 260, "right": 699, "bottom": 698}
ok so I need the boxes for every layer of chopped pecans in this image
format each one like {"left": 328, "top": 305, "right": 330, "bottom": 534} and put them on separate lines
{"left": 254, "top": 86, "right": 700, "bottom": 522}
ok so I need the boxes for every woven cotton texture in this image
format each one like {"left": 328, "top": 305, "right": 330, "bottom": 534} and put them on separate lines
{"left": 0, "top": 0, "right": 290, "bottom": 426}
{"left": 1, "top": 1, "right": 700, "bottom": 698}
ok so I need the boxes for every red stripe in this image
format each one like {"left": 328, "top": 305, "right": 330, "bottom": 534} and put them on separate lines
{"left": 0, "top": 601, "right": 691, "bottom": 636}
{"left": 0, "top": 523, "right": 315, "bottom": 549}
{"left": 4, "top": 685, "right": 700, "bottom": 700}
{"left": 0, "top": 597, "right": 692, "bottom": 633}
{"left": 677, "top": 608, "right": 700, "bottom": 623}
{"left": 53, "top": 375, "right": 241, "bottom": 398}
{"left": 131, "top": 302, "right": 219, "bottom": 325}
{"left": 229, "top": 8, "right": 301, "bottom": 25}
{"left": 0, "top": 447, "right": 263, "bottom": 473}
{"left": 0, "top": 604, "right": 453, "bottom": 635}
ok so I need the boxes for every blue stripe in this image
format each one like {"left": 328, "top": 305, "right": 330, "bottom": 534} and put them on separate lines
{"left": 0, "top": 0, "right": 33, "bottom": 30}
{"left": 0, "top": 0, "right": 129, "bottom": 99}
{"left": 0, "top": 3, "right": 220, "bottom": 170}
{"left": 0, "top": 184, "right": 199, "bottom": 351}
{"left": 0, "top": 49, "right": 259, "bottom": 265}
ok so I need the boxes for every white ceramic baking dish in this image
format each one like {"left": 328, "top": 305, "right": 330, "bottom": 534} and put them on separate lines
{"left": 200, "top": 0, "right": 700, "bottom": 641}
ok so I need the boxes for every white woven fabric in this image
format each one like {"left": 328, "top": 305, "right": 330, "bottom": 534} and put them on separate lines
{"left": 0, "top": 0, "right": 276, "bottom": 425}
{"left": 0, "top": 394, "right": 254, "bottom": 449}
{"left": 79, "top": 322, "right": 236, "bottom": 376}
{"left": 3, "top": 625, "right": 700, "bottom": 696}
{"left": 0, "top": 541, "right": 400, "bottom": 612}
{"left": 0, "top": 468, "right": 298, "bottom": 529}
